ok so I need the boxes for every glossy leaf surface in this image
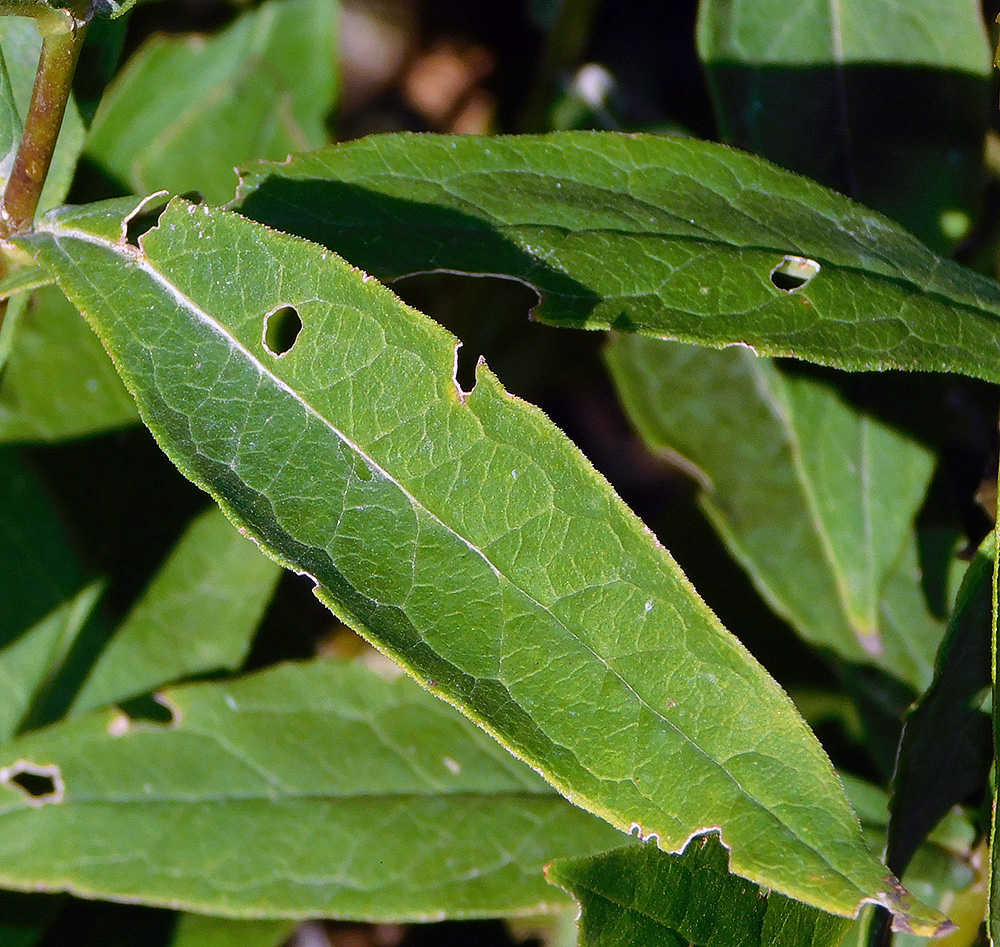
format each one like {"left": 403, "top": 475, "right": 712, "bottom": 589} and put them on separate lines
{"left": 85, "top": 0, "right": 339, "bottom": 204}
{"left": 605, "top": 337, "right": 940, "bottom": 689}
{"left": 0, "top": 660, "right": 625, "bottom": 919}
{"left": 18, "top": 196, "right": 942, "bottom": 930}
{"left": 72, "top": 505, "right": 282, "bottom": 715}
{"left": 236, "top": 132, "right": 1000, "bottom": 384}
{"left": 547, "top": 836, "right": 853, "bottom": 947}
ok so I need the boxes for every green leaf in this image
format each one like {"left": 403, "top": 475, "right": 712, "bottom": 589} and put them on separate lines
{"left": 0, "top": 446, "right": 98, "bottom": 741}
{"left": 0, "top": 46, "right": 18, "bottom": 190}
{"left": 85, "top": 0, "right": 339, "bottom": 204}
{"left": 89, "top": 0, "right": 137, "bottom": 20}
{"left": 0, "top": 581, "right": 102, "bottom": 743}
{"left": 0, "top": 265, "right": 54, "bottom": 303}
{"left": 235, "top": 132, "right": 1000, "bottom": 385}
{"left": 0, "top": 659, "right": 625, "bottom": 919}
{"left": 701, "top": 0, "right": 989, "bottom": 70}
{"left": 71, "top": 505, "right": 282, "bottom": 715}
{"left": 0, "top": 446, "right": 86, "bottom": 648}
{"left": 0, "top": 17, "right": 85, "bottom": 214}
{"left": 696, "top": 0, "right": 990, "bottom": 251}
{"left": 546, "top": 836, "right": 853, "bottom": 947}
{"left": 170, "top": 915, "right": 295, "bottom": 947}
{"left": 0, "top": 284, "right": 138, "bottom": 443}
{"left": 605, "top": 337, "right": 941, "bottom": 689}
{"left": 884, "top": 536, "right": 993, "bottom": 878}
{"left": 18, "top": 196, "right": 945, "bottom": 932}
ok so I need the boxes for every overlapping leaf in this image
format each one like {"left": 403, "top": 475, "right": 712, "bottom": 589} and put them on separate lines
{"left": 85, "top": 0, "right": 339, "bottom": 203}
{"left": 71, "top": 505, "right": 281, "bottom": 716}
{"left": 0, "top": 660, "right": 625, "bottom": 918}
{"left": 0, "top": 448, "right": 98, "bottom": 741}
{"left": 605, "top": 337, "right": 943, "bottom": 690}
{"left": 17, "top": 195, "right": 945, "bottom": 930}
{"left": 235, "top": 132, "right": 1000, "bottom": 384}
{"left": 547, "top": 836, "right": 853, "bottom": 947}
{"left": 0, "top": 285, "right": 137, "bottom": 442}
{"left": 697, "top": 0, "right": 990, "bottom": 251}
{"left": 884, "top": 537, "right": 993, "bottom": 880}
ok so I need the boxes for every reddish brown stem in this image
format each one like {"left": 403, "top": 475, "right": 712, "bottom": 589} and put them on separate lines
{"left": 0, "top": 7, "right": 90, "bottom": 238}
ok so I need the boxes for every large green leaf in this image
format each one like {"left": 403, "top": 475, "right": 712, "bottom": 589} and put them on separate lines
{"left": 0, "top": 659, "right": 624, "bottom": 919}
{"left": 697, "top": 0, "right": 990, "bottom": 251}
{"left": 546, "top": 836, "right": 854, "bottom": 947}
{"left": 235, "top": 132, "right": 1000, "bottom": 385}
{"left": 604, "top": 337, "right": 941, "bottom": 690}
{"left": 71, "top": 505, "right": 282, "bottom": 716}
{"left": 0, "top": 284, "right": 138, "bottom": 443}
{"left": 85, "top": 0, "right": 339, "bottom": 204}
{"left": 18, "top": 196, "right": 944, "bottom": 931}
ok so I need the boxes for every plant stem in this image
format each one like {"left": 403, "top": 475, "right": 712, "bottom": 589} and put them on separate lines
{"left": 0, "top": 3, "right": 90, "bottom": 238}
{"left": 519, "top": 0, "right": 604, "bottom": 133}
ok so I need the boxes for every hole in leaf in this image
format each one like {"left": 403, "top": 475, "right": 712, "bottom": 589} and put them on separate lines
{"left": 118, "top": 693, "right": 176, "bottom": 726}
{"left": 2, "top": 763, "right": 63, "bottom": 804}
{"left": 263, "top": 305, "right": 302, "bottom": 357}
{"left": 453, "top": 342, "right": 479, "bottom": 397}
{"left": 769, "top": 255, "right": 820, "bottom": 292}
{"left": 124, "top": 201, "right": 169, "bottom": 248}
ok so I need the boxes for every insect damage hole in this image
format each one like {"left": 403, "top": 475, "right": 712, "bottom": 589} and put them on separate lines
{"left": 1, "top": 762, "right": 64, "bottom": 805}
{"left": 263, "top": 305, "right": 302, "bottom": 357}
{"left": 118, "top": 693, "right": 178, "bottom": 727}
{"left": 769, "top": 255, "right": 820, "bottom": 292}
{"left": 122, "top": 191, "right": 171, "bottom": 248}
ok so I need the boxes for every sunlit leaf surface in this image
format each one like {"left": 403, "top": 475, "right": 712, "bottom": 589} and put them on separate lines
{"left": 17, "top": 196, "right": 945, "bottom": 931}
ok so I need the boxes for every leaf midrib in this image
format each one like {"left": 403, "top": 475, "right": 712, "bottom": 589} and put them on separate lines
{"left": 0, "top": 789, "right": 568, "bottom": 813}
{"left": 39, "top": 219, "right": 872, "bottom": 899}
{"left": 742, "top": 359, "right": 862, "bottom": 642}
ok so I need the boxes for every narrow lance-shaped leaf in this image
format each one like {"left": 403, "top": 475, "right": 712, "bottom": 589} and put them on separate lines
{"left": 85, "top": 0, "right": 340, "bottom": 204}
{"left": 71, "top": 505, "right": 282, "bottom": 716}
{"left": 19, "top": 196, "right": 946, "bottom": 932}
{"left": 605, "top": 336, "right": 942, "bottom": 691}
{"left": 0, "top": 660, "right": 625, "bottom": 919}
{"left": 884, "top": 536, "right": 993, "bottom": 878}
{"left": 235, "top": 132, "right": 1000, "bottom": 385}
{"left": 0, "top": 447, "right": 101, "bottom": 741}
